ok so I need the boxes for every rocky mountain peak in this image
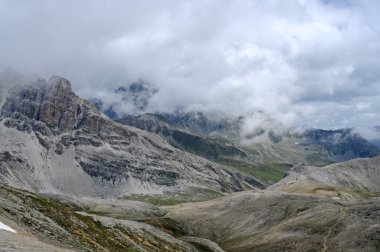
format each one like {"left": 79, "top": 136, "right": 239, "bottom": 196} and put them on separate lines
{"left": 48, "top": 75, "right": 73, "bottom": 94}
{"left": 90, "top": 80, "right": 159, "bottom": 119}
{"left": 1, "top": 75, "right": 89, "bottom": 134}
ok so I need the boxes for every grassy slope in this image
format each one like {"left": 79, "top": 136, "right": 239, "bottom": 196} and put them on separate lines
{"left": 0, "top": 184, "right": 136, "bottom": 251}
{"left": 0, "top": 183, "right": 194, "bottom": 252}
{"left": 122, "top": 188, "right": 224, "bottom": 206}
{"left": 217, "top": 157, "right": 289, "bottom": 185}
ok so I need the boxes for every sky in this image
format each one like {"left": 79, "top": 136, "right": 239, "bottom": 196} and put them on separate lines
{"left": 0, "top": 0, "right": 380, "bottom": 132}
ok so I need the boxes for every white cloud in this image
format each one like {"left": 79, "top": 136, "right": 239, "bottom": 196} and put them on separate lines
{"left": 0, "top": 0, "right": 379, "bottom": 129}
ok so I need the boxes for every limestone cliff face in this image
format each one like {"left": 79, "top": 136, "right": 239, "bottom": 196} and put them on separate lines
{"left": 0, "top": 75, "right": 260, "bottom": 197}
{"left": 39, "top": 77, "right": 77, "bottom": 130}
{"left": 2, "top": 76, "right": 93, "bottom": 134}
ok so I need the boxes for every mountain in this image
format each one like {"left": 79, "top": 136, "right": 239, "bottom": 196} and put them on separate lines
{"left": 90, "top": 80, "right": 158, "bottom": 118}
{"left": 0, "top": 72, "right": 379, "bottom": 252}
{"left": 301, "top": 128, "right": 380, "bottom": 162}
{"left": 162, "top": 111, "right": 240, "bottom": 139}
{"left": 90, "top": 85, "right": 379, "bottom": 176}
{"left": 369, "top": 125, "right": 380, "bottom": 147}
{"left": 165, "top": 112, "right": 380, "bottom": 163}
{"left": 247, "top": 128, "right": 380, "bottom": 166}
{"left": 115, "top": 111, "right": 380, "bottom": 186}
{"left": 0, "top": 74, "right": 262, "bottom": 198}
{"left": 118, "top": 113, "right": 247, "bottom": 161}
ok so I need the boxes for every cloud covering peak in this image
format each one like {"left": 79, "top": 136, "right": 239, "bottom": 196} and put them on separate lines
{"left": 0, "top": 0, "right": 379, "bottom": 129}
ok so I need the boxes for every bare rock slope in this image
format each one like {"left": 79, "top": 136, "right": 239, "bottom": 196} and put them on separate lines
{"left": 0, "top": 74, "right": 259, "bottom": 198}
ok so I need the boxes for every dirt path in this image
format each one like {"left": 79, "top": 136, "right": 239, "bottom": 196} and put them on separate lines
{"left": 321, "top": 208, "right": 346, "bottom": 252}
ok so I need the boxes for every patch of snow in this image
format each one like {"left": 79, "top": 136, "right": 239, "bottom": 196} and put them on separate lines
{"left": 0, "top": 221, "right": 17, "bottom": 233}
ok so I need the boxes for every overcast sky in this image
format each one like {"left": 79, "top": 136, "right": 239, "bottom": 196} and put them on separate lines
{"left": 1, "top": 0, "right": 380, "bottom": 131}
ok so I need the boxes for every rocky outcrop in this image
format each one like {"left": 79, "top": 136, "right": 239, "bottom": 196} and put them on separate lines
{"left": 2, "top": 76, "right": 79, "bottom": 133}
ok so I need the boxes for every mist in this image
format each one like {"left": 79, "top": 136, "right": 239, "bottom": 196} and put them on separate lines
{"left": 1, "top": 0, "right": 380, "bottom": 131}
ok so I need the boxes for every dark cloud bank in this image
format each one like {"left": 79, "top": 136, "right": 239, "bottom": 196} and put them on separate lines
{"left": 0, "top": 0, "right": 380, "bottom": 137}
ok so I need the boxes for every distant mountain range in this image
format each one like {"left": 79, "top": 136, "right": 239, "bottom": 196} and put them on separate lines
{"left": 88, "top": 84, "right": 380, "bottom": 187}
{"left": 2, "top": 72, "right": 377, "bottom": 191}
{"left": 115, "top": 111, "right": 379, "bottom": 185}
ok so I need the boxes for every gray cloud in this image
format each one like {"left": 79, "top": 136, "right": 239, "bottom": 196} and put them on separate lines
{"left": 0, "top": 0, "right": 380, "bottom": 130}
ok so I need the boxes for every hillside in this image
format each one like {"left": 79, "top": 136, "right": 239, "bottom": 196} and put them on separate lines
{"left": 158, "top": 156, "right": 380, "bottom": 251}
{"left": 0, "top": 182, "right": 202, "bottom": 251}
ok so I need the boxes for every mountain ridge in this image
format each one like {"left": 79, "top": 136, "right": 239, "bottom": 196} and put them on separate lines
{"left": 114, "top": 111, "right": 379, "bottom": 186}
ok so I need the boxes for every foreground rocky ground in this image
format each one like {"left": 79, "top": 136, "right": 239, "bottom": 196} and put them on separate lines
{"left": 0, "top": 157, "right": 379, "bottom": 251}
{"left": 0, "top": 183, "right": 205, "bottom": 251}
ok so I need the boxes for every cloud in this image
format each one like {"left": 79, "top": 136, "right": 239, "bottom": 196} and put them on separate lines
{"left": 0, "top": 0, "right": 379, "bottom": 129}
